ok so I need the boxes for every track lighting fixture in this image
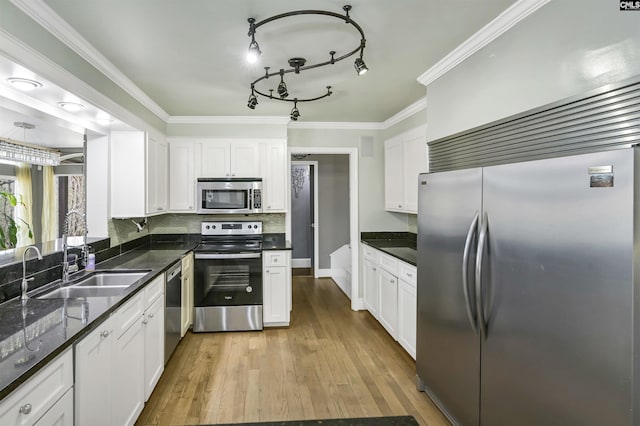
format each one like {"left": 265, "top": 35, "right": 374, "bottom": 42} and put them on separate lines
{"left": 245, "top": 4, "right": 368, "bottom": 121}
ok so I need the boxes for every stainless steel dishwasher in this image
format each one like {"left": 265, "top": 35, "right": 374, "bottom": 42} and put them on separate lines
{"left": 165, "top": 261, "right": 182, "bottom": 364}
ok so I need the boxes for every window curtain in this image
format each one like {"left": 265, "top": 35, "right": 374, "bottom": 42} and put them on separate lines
{"left": 42, "top": 166, "right": 57, "bottom": 242}
{"left": 14, "top": 163, "right": 34, "bottom": 246}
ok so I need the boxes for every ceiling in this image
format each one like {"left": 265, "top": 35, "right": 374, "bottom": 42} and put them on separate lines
{"left": 31, "top": 0, "right": 517, "bottom": 123}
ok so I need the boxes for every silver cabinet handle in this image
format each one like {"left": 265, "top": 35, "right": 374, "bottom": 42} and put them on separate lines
{"left": 19, "top": 403, "right": 32, "bottom": 414}
{"left": 462, "top": 211, "right": 480, "bottom": 335}
{"left": 373, "top": 267, "right": 377, "bottom": 271}
{"left": 390, "top": 279, "right": 395, "bottom": 284}
{"left": 100, "top": 330, "right": 109, "bottom": 338}
{"left": 398, "top": 204, "right": 402, "bottom": 208}
{"left": 475, "top": 212, "right": 489, "bottom": 339}
{"left": 148, "top": 313, "right": 154, "bottom": 318}
{"left": 142, "top": 319, "right": 148, "bottom": 325}
{"left": 406, "top": 273, "right": 413, "bottom": 277}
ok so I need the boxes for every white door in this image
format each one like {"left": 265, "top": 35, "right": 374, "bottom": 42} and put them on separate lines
{"left": 201, "top": 141, "right": 230, "bottom": 177}
{"left": 144, "top": 296, "right": 165, "bottom": 401}
{"left": 363, "top": 257, "right": 379, "bottom": 317}
{"left": 378, "top": 268, "right": 398, "bottom": 338}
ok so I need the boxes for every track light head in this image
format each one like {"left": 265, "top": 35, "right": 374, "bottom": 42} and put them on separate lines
{"left": 354, "top": 57, "right": 368, "bottom": 75}
{"left": 278, "top": 70, "right": 289, "bottom": 98}
{"left": 290, "top": 101, "right": 301, "bottom": 121}
{"left": 247, "top": 93, "right": 258, "bottom": 109}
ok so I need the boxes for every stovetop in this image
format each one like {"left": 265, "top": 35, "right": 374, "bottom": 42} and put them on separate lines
{"left": 197, "top": 221, "right": 263, "bottom": 253}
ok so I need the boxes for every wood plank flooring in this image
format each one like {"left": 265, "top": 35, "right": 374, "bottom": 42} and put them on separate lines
{"left": 136, "top": 276, "right": 448, "bottom": 426}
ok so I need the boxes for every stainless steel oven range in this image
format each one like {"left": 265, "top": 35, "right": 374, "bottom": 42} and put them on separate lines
{"left": 193, "top": 221, "right": 263, "bottom": 332}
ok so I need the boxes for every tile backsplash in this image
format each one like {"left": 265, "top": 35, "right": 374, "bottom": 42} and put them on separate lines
{"left": 148, "top": 213, "right": 285, "bottom": 235}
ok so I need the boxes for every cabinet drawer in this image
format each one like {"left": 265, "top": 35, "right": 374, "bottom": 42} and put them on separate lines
{"left": 378, "top": 253, "right": 398, "bottom": 276}
{"left": 398, "top": 262, "right": 417, "bottom": 286}
{"left": 0, "top": 348, "right": 73, "bottom": 425}
{"left": 114, "top": 292, "right": 144, "bottom": 338}
{"left": 144, "top": 275, "right": 164, "bottom": 307}
{"left": 362, "top": 244, "right": 379, "bottom": 262}
{"left": 264, "top": 251, "right": 287, "bottom": 267}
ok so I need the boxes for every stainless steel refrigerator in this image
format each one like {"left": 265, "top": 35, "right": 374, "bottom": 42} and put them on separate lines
{"left": 416, "top": 148, "right": 638, "bottom": 426}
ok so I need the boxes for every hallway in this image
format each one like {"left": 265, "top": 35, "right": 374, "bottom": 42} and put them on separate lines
{"left": 136, "top": 276, "right": 448, "bottom": 425}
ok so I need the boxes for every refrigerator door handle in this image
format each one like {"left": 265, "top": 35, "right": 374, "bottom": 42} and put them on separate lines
{"left": 462, "top": 211, "right": 480, "bottom": 335}
{"left": 475, "top": 212, "right": 489, "bottom": 339}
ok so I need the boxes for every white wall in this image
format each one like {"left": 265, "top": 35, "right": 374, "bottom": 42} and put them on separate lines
{"left": 426, "top": 0, "right": 640, "bottom": 141}
{"left": 287, "top": 128, "right": 408, "bottom": 233}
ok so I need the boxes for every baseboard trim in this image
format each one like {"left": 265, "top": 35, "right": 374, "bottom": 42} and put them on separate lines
{"left": 351, "top": 298, "right": 367, "bottom": 311}
{"left": 315, "top": 268, "right": 331, "bottom": 278}
{"left": 292, "top": 258, "right": 311, "bottom": 268}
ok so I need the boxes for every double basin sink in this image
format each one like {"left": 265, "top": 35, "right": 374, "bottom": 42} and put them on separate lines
{"left": 34, "top": 270, "right": 151, "bottom": 299}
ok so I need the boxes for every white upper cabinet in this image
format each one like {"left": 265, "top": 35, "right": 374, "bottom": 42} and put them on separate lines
{"left": 201, "top": 140, "right": 260, "bottom": 178}
{"left": 168, "top": 141, "right": 201, "bottom": 212}
{"left": 111, "top": 131, "right": 168, "bottom": 218}
{"left": 384, "top": 125, "right": 428, "bottom": 214}
{"left": 260, "top": 139, "right": 287, "bottom": 212}
{"left": 147, "top": 137, "right": 168, "bottom": 214}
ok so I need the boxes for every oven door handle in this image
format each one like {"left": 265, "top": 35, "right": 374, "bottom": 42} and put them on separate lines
{"left": 195, "top": 253, "right": 262, "bottom": 260}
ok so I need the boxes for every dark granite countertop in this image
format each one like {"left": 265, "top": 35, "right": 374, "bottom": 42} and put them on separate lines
{"left": 0, "top": 245, "right": 193, "bottom": 401}
{"left": 262, "top": 233, "right": 292, "bottom": 250}
{"left": 361, "top": 232, "right": 417, "bottom": 266}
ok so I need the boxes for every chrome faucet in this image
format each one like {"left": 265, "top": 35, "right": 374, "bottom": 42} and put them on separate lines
{"left": 21, "top": 246, "right": 43, "bottom": 300}
{"left": 62, "top": 210, "right": 88, "bottom": 282}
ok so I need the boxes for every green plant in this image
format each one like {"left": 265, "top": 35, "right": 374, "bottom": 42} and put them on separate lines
{"left": 0, "top": 190, "right": 33, "bottom": 249}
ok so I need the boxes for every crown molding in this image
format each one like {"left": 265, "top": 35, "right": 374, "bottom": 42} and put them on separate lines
{"left": 417, "top": 0, "right": 551, "bottom": 87}
{"left": 288, "top": 121, "right": 384, "bottom": 130}
{"left": 10, "top": 0, "right": 170, "bottom": 122}
{"left": 382, "top": 97, "right": 427, "bottom": 129}
{"left": 167, "top": 116, "right": 291, "bottom": 125}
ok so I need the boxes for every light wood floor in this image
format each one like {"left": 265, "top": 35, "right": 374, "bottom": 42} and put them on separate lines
{"left": 136, "top": 276, "right": 449, "bottom": 426}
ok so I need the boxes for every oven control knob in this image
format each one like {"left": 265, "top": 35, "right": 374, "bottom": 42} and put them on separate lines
{"left": 246, "top": 286, "right": 253, "bottom": 293}
{"left": 206, "top": 225, "right": 210, "bottom": 229}
{"left": 253, "top": 225, "right": 258, "bottom": 229}
{"left": 213, "top": 225, "right": 217, "bottom": 229}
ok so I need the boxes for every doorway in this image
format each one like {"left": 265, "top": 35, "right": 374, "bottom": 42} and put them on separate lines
{"left": 286, "top": 147, "right": 361, "bottom": 311}
{"left": 291, "top": 161, "right": 318, "bottom": 276}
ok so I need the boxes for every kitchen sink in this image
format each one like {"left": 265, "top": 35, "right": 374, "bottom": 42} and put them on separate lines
{"left": 73, "top": 271, "right": 150, "bottom": 288}
{"left": 34, "top": 269, "right": 152, "bottom": 299}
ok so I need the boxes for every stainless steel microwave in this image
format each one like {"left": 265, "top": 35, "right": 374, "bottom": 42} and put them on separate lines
{"left": 196, "top": 178, "right": 262, "bottom": 214}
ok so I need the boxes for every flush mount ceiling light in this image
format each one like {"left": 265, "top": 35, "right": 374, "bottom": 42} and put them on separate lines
{"left": 245, "top": 4, "right": 368, "bottom": 121}
{"left": 7, "top": 77, "right": 43, "bottom": 91}
{"left": 57, "top": 101, "right": 85, "bottom": 112}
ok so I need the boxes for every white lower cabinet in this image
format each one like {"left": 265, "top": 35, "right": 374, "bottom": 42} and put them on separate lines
{"left": 362, "top": 243, "right": 380, "bottom": 319}
{"left": 0, "top": 348, "right": 73, "bottom": 426}
{"left": 378, "top": 268, "right": 398, "bottom": 338}
{"left": 143, "top": 276, "right": 165, "bottom": 401}
{"left": 75, "top": 276, "right": 165, "bottom": 425}
{"left": 181, "top": 252, "right": 194, "bottom": 337}
{"left": 361, "top": 244, "right": 417, "bottom": 359}
{"left": 263, "top": 250, "right": 291, "bottom": 326}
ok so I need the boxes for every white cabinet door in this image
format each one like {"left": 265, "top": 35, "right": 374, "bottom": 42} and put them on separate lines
{"left": 263, "top": 251, "right": 291, "bottom": 326}
{"left": 146, "top": 137, "right": 168, "bottom": 215}
{"left": 75, "top": 317, "right": 115, "bottom": 426}
{"left": 363, "top": 257, "right": 379, "bottom": 318}
{"left": 201, "top": 141, "right": 230, "bottom": 177}
{"left": 397, "top": 279, "right": 417, "bottom": 359}
{"left": 378, "top": 268, "right": 398, "bottom": 339}
{"left": 113, "top": 311, "right": 145, "bottom": 426}
{"left": 402, "top": 133, "right": 427, "bottom": 213}
{"left": 169, "top": 141, "right": 200, "bottom": 212}
{"left": 230, "top": 141, "right": 260, "bottom": 177}
{"left": 181, "top": 252, "right": 194, "bottom": 336}
{"left": 261, "top": 140, "right": 287, "bottom": 212}
{"left": 384, "top": 126, "right": 427, "bottom": 214}
{"left": 143, "top": 295, "right": 165, "bottom": 401}
{"left": 384, "top": 136, "right": 404, "bottom": 211}
{"left": 111, "top": 131, "right": 146, "bottom": 218}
